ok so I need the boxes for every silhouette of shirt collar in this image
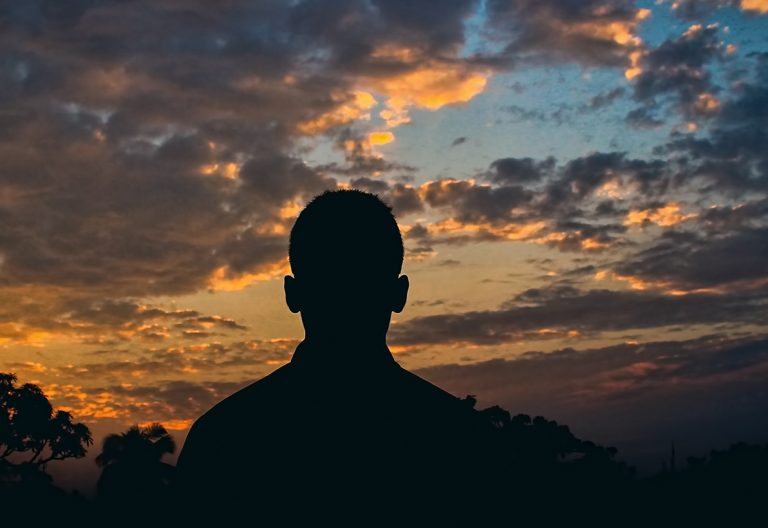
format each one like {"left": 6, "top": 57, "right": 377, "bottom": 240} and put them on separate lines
{"left": 290, "top": 340, "right": 398, "bottom": 376}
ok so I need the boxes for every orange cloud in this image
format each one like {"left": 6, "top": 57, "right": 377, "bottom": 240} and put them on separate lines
{"left": 625, "top": 50, "right": 644, "bottom": 80}
{"left": 0, "top": 322, "right": 67, "bottom": 347}
{"left": 568, "top": 8, "right": 651, "bottom": 46}
{"left": 624, "top": 204, "right": 698, "bottom": 228}
{"left": 369, "top": 132, "right": 395, "bottom": 146}
{"left": 693, "top": 93, "right": 719, "bottom": 114}
{"left": 741, "top": 0, "right": 768, "bottom": 12}
{"left": 663, "top": 0, "right": 767, "bottom": 14}
{"left": 548, "top": 8, "right": 650, "bottom": 79}
{"left": 199, "top": 162, "right": 240, "bottom": 179}
{"left": 594, "top": 270, "right": 720, "bottom": 296}
{"left": 533, "top": 232, "right": 611, "bottom": 251}
{"left": 364, "top": 48, "right": 489, "bottom": 128}
{"left": 595, "top": 178, "right": 633, "bottom": 199}
{"left": 296, "top": 50, "right": 489, "bottom": 137}
{"left": 208, "top": 259, "right": 290, "bottom": 292}
{"left": 297, "top": 91, "right": 377, "bottom": 134}
{"left": 425, "top": 218, "right": 548, "bottom": 241}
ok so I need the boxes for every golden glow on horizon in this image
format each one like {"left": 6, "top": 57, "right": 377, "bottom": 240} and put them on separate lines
{"left": 142, "top": 419, "right": 194, "bottom": 431}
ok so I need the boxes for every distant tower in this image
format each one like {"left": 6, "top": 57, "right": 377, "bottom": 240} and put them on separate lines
{"left": 671, "top": 441, "right": 676, "bottom": 473}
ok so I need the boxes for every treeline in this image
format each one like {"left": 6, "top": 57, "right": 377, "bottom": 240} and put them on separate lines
{"left": 2, "top": 373, "right": 767, "bottom": 526}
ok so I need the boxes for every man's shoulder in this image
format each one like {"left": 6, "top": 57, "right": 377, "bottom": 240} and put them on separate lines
{"left": 392, "top": 366, "right": 481, "bottom": 420}
{"left": 190, "top": 363, "right": 297, "bottom": 433}
{"left": 395, "top": 366, "right": 463, "bottom": 404}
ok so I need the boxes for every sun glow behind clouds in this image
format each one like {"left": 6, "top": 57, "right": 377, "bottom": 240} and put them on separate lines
{"left": 1, "top": 0, "right": 767, "bottom": 472}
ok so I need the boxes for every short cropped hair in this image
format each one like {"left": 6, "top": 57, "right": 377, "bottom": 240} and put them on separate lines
{"left": 289, "top": 190, "right": 404, "bottom": 279}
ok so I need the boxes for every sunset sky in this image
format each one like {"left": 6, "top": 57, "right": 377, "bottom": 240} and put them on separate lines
{"left": 2, "top": 0, "right": 767, "bottom": 490}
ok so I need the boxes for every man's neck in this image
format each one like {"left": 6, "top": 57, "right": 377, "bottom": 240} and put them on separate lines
{"left": 291, "top": 335, "right": 396, "bottom": 371}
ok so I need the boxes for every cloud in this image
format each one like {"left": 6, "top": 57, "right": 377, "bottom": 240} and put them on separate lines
{"left": 612, "top": 226, "right": 768, "bottom": 292}
{"left": 420, "top": 179, "right": 535, "bottom": 225}
{"left": 657, "top": 54, "right": 768, "bottom": 194}
{"left": 60, "top": 379, "right": 253, "bottom": 428}
{"left": 297, "top": 92, "right": 378, "bottom": 135}
{"left": 629, "top": 24, "right": 725, "bottom": 120}
{"left": 589, "top": 87, "right": 627, "bottom": 110}
{"left": 485, "top": 0, "right": 651, "bottom": 69}
{"left": 486, "top": 157, "right": 555, "bottom": 185}
{"left": 662, "top": 0, "right": 768, "bottom": 18}
{"left": 701, "top": 199, "right": 768, "bottom": 229}
{"left": 389, "top": 285, "right": 768, "bottom": 347}
{"left": 625, "top": 107, "right": 665, "bottom": 129}
{"left": 416, "top": 333, "right": 768, "bottom": 404}
{"left": 502, "top": 105, "right": 550, "bottom": 123}
{"left": 390, "top": 151, "right": 677, "bottom": 253}
{"left": 8, "top": 339, "right": 299, "bottom": 387}
{"left": 534, "top": 221, "right": 630, "bottom": 253}
{"left": 315, "top": 129, "right": 418, "bottom": 176}
{"left": 0, "top": 298, "right": 250, "bottom": 346}
{"left": 623, "top": 203, "right": 698, "bottom": 228}
{"left": 365, "top": 52, "right": 490, "bottom": 127}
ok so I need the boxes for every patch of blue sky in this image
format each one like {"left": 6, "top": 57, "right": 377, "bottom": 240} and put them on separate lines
{"left": 637, "top": 0, "right": 697, "bottom": 46}
{"left": 460, "top": 0, "right": 500, "bottom": 58}
{"left": 718, "top": 9, "right": 768, "bottom": 57}
{"left": 381, "top": 69, "right": 676, "bottom": 184}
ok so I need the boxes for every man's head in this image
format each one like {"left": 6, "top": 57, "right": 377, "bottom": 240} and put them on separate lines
{"left": 285, "top": 190, "right": 409, "bottom": 344}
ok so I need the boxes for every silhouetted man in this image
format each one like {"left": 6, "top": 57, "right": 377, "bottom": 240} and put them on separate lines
{"left": 176, "top": 190, "right": 495, "bottom": 525}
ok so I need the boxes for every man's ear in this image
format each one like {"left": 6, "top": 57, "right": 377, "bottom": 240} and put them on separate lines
{"left": 392, "top": 275, "right": 409, "bottom": 313}
{"left": 284, "top": 275, "right": 302, "bottom": 313}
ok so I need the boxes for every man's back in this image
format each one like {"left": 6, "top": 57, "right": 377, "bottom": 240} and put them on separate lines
{"left": 176, "top": 342, "right": 494, "bottom": 525}
{"left": 175, "top": 191, "right": 501, "bottom": 525}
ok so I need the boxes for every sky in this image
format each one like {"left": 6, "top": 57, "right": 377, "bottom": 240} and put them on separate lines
{"left": 1, "top": 0, "right": 767, "bottom": 491}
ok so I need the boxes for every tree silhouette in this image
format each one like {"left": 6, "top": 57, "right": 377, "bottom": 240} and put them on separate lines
{"left": 1, "top": 372, "right": 92, "bottom": 478}
{"left": 1, "top": 372, "right": 93, "bottom": 522}
{"left": 465, "top": 397, "right": 637, "bottom": 526}
{"left": 95, "top": 422, "right": 176, "bottom": 519}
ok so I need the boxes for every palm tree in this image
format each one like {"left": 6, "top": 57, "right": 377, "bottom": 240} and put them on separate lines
{"left": 95, "top": 423, "right": 176, "bottom": 507}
